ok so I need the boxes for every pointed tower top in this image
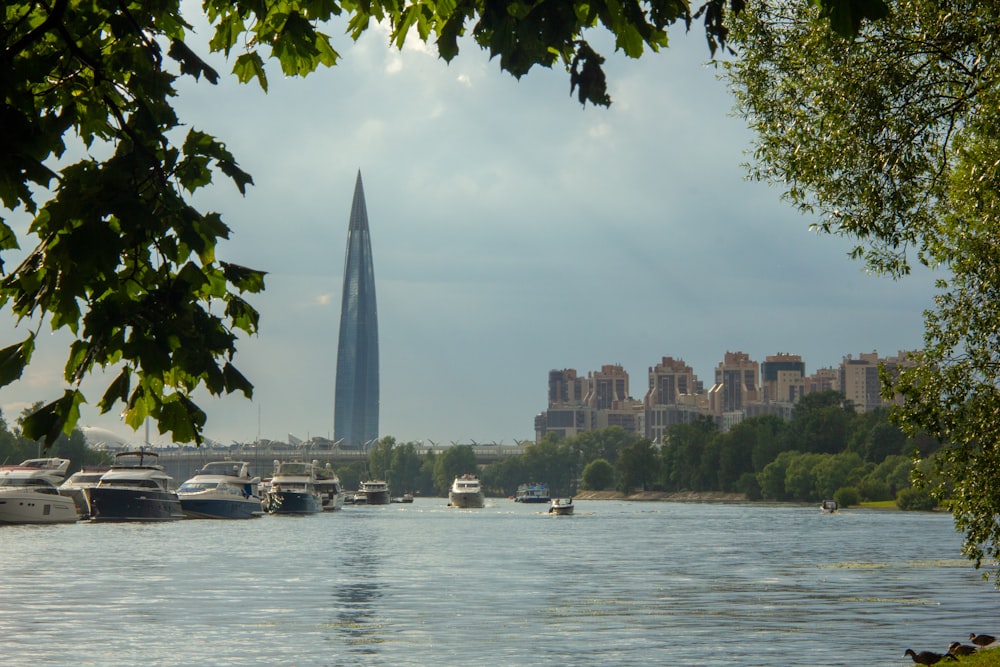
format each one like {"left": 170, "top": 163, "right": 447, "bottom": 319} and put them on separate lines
{"left": 349, "top": 171, "right": 369, "bottom": 232}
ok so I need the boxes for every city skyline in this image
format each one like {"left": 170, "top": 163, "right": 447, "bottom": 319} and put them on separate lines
{"left": 538, "top": 348, "right": 911, "bottom": 444}
{"left": 0, "top": 20, "right": 939, "bottom": 447}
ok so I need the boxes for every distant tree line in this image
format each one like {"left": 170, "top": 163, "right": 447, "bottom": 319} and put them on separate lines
{"left": 1, "top": 392, "right": 938, "bottom": 511}
{"left": 359, "top": 391, "right": 942, "bottom": 510}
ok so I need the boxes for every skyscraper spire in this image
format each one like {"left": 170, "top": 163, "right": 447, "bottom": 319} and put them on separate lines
{"left": 334, "top": 171, "right": 379, "bottom": 448}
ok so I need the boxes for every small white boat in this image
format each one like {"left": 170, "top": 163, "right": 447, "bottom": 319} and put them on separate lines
{"left": 177, "top": 461, "right": 263, "bottom": 519}
{"left": 59, "top": 466, "right": 109, "bottom": 519}
{"left": 820, "top": 499, "right": 838, "bottom": 513}
{"left": 0, "top": 458, "right": 79, "bottom": 525}
{"left": 549, "top": 498, "right": 574, "bottom": 516}
{"left": 449, "top": 474, "right": 485, "bottom": 508}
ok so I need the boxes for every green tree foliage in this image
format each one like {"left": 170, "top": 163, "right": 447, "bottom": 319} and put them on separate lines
{"left": 479, "top": 453, "right": 527, "bottom": 497}
{"left": 368, "top": 436, "right": 396, "bottom": 481}
{"left": 833, "top": 486, "right": 860, "bottom": 508}
{"left": 387, "top": 441, "right": 423, "bottom": 494}
{"left": 617, "top": 438, "right": 660, "bottom": 494}
{"left": 432, "top": 444, "right": 477, "bottom": 495}
{"left": 581, "top": 458, "right": 615, "bottom": 490}
{"left": 726, "top": 0, "right": 1000, "bottom": 580}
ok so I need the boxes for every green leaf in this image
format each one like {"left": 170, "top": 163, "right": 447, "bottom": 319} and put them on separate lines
{"left": 21, "top": 390, "right": 85, "bottom": 449}
{"left": 98, "top": 368, "right": 132, "bottom": 414}
{"left": 0, "top": 337, "right": 34, "bottom": 387}
{"left": 223, "top": 362, "right": 254, "bottom": 398}
{"left": 168, "top": 39, "right": 221, "bottom": 84}
{"left": 233, "top": 52, "right": 269, "bottom": 92}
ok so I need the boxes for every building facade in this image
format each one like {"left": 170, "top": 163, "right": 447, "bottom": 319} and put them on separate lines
{"left": 334, "top": 172, "right": 380, "bottom": 449}
{"left": 534, "top": 350, "right": 916, "bottom": 442}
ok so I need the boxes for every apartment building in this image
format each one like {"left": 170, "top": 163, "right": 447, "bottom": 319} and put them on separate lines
{"left": 534, "top": 349, "right": 916, "bottom": 442}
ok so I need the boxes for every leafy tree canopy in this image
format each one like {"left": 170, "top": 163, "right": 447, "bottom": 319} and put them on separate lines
{"left": 1, "top": 0, "right": 886, "bottom": 448}
{"left": 725, "top": 1, "right": 1000, "bottom": 580}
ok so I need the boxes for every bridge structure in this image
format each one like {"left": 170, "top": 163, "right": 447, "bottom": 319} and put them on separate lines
{"left": 150, "top": 443, "right": 527, "bottom": 483}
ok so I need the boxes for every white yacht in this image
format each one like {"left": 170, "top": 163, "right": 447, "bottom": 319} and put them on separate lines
{"left": 449, "top": 474, "right": 485, "bottom": 508}
{"left": 88, "top": 450, "right": 184, "bottom": 522}
{"left": 177, "top": 461, "right": 263, "bottom": 519}
{"left": 59, "top": 466, "right": 109, "bottom": 519}
{"left": 314, "top": 463, "right": 345, "bottom": 511}
{"left": 263, "top": 460, "right": 323, "bottom": 515}
{"left": 357, "top": 479, "right": 390, "bottom": 505}
{"left": 0, "top": 458, "right": 79, "bottom": 524}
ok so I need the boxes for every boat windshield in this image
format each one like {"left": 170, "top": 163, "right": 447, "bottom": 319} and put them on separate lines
{"left": 64, "top": 473, "right": 105, "bottom": 485}
{"left": 200, "top": 462, "right": 247, "bottom": 477}
{"left": 277, "top": 463, "right": 309, "bottom": 475}
{"left": 179, "top": 481, "right": 218, "bottom": 492}
{"left": 98, "top": 479, "right": 162, "bottom": 489}
{"left": 0, "top": 477, "right": 58, "bottom": 491}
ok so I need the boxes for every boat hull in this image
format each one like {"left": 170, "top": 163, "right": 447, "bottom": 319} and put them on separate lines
{"left": 89, "top": 488, "right": 184, "bottom": 522}
{"left": 449, "top": 491, "right": 485, "bottom": 508}
{"left": 364, "top": 491, "right": 390, "bottom": 505}
{"left": 265, "top": 491, "right": 322, "bottom": 515}
{"left": 0, "top": 492, "right": 79, "bottom": 524}
{"left": 179, "top": 496, "right": 262, "bottom": 519}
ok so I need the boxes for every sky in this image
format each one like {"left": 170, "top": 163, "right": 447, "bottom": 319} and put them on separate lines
{"left": 0, "top": 10, "right": 940, "bottom": 447}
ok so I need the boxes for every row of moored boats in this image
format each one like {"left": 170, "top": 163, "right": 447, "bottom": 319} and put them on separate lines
{"left": 0, "top": 454, "right": 574, "bottom": 525}
{"left": 0, "top": 452, "right": 396, "bottom": 524}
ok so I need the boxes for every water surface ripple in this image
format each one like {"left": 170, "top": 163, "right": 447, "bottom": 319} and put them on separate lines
{"left": 1, "top": 500, "right": 997, "bottom": 666}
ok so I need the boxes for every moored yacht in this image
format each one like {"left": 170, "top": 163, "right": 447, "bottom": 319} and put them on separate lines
{"left": 448, "top": 474, "right": 485, "bottom": 508}
{"left": 177, "top": 461, "right": 263, "bottom": 519}
{"left": 515, "top": 483, "right": 550, "bottom": 503}
{"left": 263, "top": 460, "right": 323, "bottom": 515}
{"left": 59, "top": 466, "right": 109, "bottom": 519}
{"left": 314, "top": 463, "right": 345, "bottom": 511}
{"left": 88, "top": 450, "right": 184, "bottom": 522}
{"left": 357, "top": 479, "right": 390, "bottom": 505}
{"left": 0, "top": 458, "right": 79, "bottom": 525}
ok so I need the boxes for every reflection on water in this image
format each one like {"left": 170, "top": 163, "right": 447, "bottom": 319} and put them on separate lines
{"left": 0, "top": 500, "right": 998, "bottom": 666}
{"left": 329, "top": 513, "right": 384, "bottom": 657}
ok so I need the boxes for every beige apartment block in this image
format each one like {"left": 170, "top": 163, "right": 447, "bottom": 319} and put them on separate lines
{"left": 643, "top": 356, "right": 708, "bottom": 442}
{"left": 708, "top": 351, "right": 760, "bottom": 416}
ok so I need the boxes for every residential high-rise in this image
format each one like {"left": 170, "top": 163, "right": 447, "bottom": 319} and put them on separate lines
{"left": 334, "top": 172, "right": 379, "bottom": 448}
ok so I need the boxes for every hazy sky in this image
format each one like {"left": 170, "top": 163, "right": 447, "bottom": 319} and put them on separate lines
{"left": 0, "top": 12, "right": 939, "bottom": 447}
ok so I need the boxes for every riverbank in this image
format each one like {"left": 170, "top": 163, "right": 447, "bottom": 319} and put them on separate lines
{"left": 572, "top": 490, "right": 748, "bottom": 502}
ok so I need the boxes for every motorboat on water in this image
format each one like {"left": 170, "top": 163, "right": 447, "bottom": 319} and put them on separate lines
{"left": 515, "top": 483, "right": 550, "bottom": 503}
{"left": 59, "top": 466, "right": 109, "bottom": 519}
{"left": 88, "top": 450, "right": 184, "bottom": 522}
{"left": 357, "top": 480, "right": 390, "bottom": 505}
{"left": 314, "top": 463, "right": 345, "bottom": 511}
{"left": 262, "top": 460, "right": 323, "bottom": 515}
{"left": 0, "top": 458, "right": 79, "bottom": 525}
{"left": 820, "top": 499, "right": 839, "bottom": 513}
{"left": 177, "top": 461, "right": 263, "bottom": 519}
{"left": 448, "top": 474, "right": 485, "bottom": 508}
{"left": 549, "top": 497, "right": 574, "bottom": 515}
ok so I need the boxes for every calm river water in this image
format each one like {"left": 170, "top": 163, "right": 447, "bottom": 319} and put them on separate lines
{"left": 1, "top": 499, "right": 998, "bottom": 667}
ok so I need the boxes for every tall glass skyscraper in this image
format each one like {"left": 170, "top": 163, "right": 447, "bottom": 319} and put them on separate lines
{"left": 334, "top": 172, "right": 379, "bottom": 448}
